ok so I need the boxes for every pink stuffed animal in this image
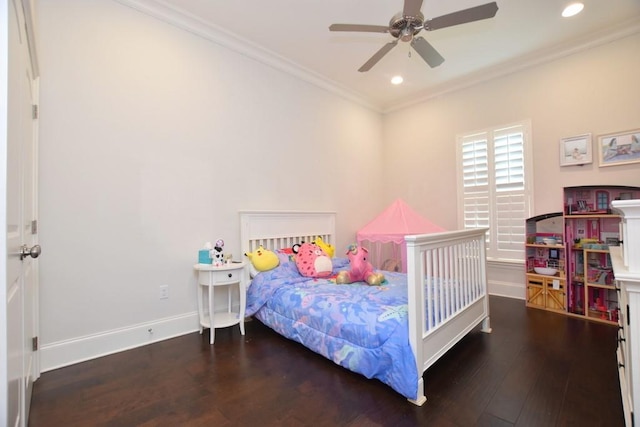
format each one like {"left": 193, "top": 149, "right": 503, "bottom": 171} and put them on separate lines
{"left": 336, "top": 244, "right": 385, "bottom": 286}
{"left": 293, "top": 242, "right": 333, "bottom": 278}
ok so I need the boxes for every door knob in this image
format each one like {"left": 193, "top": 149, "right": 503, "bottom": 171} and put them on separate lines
{"left": 20, "top": 244, "right": 41, "bottom": 260}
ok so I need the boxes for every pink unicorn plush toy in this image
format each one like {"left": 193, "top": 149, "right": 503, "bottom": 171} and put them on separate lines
{"left": 336, "top": 244, "right": 385, "bottom": 286}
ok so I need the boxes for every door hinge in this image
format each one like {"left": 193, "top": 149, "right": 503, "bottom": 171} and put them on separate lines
{"left": 31, "top": 219, "right": 38, "bottom": 234}
{"left": 32, "top": 104, "right": 39, "bottom": 119}
{"left": 32, "top": 336, "right": 38, "bottom": 351}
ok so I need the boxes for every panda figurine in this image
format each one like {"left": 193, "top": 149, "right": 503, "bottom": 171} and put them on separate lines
{"left": 210, "top": 239, "right": 225, "bottom": 267}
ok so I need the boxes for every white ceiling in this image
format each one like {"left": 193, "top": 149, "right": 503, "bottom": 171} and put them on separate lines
{"left": 132, "top": 0, "right": 640, "bottom": 112}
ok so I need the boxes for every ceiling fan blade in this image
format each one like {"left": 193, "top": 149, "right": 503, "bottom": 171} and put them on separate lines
{"left": 424, "top": 2, "right": 498, "bottom": 31}
{"left": 411, "top": 37, "right": 444, "bottom": 68}
{"left": 402, "top": 0, "right": 424, "bottom": 17}
{"left": 329, "top": 24, "right": 389, "bottom": 33}
{"left": 358, "top": 40, "right": 399, "bottom": 72}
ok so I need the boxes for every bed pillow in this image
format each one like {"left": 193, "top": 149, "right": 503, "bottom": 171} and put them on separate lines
{"left": 293, "top": 242, "right": 333, "bottom": 278}
{"left": 275, "top": 247, "right": 296, "bottom": 264}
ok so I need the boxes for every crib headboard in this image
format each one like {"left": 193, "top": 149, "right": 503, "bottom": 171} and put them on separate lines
{"left": 239, "top": 211, "right": 336, "bottom": 255}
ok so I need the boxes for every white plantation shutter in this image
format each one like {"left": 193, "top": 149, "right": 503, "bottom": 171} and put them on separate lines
{"left": 457, "top": 122, "right": 532, "bottom": 261}
{"left": 462, "top": 134, "right": 491, "bottom": 247}
{"left": 494, "top": 126, "right": 526, "bottom": 257}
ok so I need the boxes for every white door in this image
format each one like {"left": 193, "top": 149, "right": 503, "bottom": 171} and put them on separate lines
{"left": 3, "top": 0, "right": 40, "bottom": 425}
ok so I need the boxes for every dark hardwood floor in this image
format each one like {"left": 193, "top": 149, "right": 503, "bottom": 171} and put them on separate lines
{"left": 29, "top": 296, "right": 624, "bottom": 426}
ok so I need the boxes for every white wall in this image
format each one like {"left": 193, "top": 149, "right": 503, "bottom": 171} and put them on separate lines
{"left": 382, "top": 32, "right": 640, "bottom": 298}
{"left": 36, "top": 0, "right": 384, "bottom": 369}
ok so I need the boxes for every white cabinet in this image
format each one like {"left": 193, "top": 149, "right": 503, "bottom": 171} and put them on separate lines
{"left": 611, "top": 199, "right": 640, "bottom": 427}
{"left": 614, "top": 199, "right": 640, "bottom": 272}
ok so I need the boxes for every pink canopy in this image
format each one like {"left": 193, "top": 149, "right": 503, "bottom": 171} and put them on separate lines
{"left": 357, "top": 198, "right": 445, "bottom": 271}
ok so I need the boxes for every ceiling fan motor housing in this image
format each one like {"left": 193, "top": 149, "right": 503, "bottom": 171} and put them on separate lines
{"left": 389, "top": 12, "right": 424, "bottom": 41}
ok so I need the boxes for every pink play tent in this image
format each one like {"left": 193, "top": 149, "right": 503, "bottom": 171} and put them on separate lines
{"left": 356, "top": 198, "right": 445, "bottom": 272}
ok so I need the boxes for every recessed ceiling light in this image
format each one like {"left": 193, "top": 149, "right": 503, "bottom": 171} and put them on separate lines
{"left": 391, "top": 75, "right": 404, "bottom": 85}
{"left": 562, "top": 2, "right": 584, "bottom": 17}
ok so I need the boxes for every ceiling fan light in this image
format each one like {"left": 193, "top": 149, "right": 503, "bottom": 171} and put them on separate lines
{"left": 400, "top": 27, "right": 413, "bottom": 42}
{"left": 391, "top": 75, "right": 404, "bottom": 85}
{"left": 562, "top": 3, "right": 584, "bottom": 17}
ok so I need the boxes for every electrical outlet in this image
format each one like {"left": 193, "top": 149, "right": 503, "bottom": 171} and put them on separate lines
{"left": 159, "top": 285, "right": 169, "bottom": 299}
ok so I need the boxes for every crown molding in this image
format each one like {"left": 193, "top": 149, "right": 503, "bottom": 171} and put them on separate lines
{"left": 113, "top": 1, "right": 640, "bottom": 115}
{"left": 383, "top": 18, "right": 640, "bottom": 113}
{"left": 113, "top": 0, "right": 381, "bottom": 112}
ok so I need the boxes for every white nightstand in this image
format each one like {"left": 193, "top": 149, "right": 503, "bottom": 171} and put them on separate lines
{"left": 194, "top": 261, "right": 247, "bottom": 344}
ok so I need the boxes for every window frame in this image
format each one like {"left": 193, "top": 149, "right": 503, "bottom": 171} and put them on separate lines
{"left": 455, "top": 120, "right": 534, "bottom": 262}
{"left": 596, "top": 191, "right": 609, "bottom": 211}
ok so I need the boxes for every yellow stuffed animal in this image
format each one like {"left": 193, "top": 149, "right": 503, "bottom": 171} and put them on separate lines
{"left": 313, "top": 236, "right": 335, "bottom": 258}
{"left": 244, "top": 245, "right": 279, "bottom": 272}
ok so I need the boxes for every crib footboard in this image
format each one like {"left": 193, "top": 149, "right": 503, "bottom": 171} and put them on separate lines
{"left": 405, "top": 228, "right": 491, "bottom": 406}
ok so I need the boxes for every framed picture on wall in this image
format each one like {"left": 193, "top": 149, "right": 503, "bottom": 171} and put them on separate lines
{"left": 560, "top": 134, "right": 592, "bottom": 166}
{"left": 598, "top": 129, "right": 640, "bottom": 167}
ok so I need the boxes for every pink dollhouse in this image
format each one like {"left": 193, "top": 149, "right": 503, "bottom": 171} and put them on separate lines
{"left": 564, "top": 185, "right": 639, "bottom": 323}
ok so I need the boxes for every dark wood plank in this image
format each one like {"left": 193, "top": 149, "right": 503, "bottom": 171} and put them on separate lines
{"left": 484, "top": 346, "right": 545, "bottom": 423}
{"left": 28, "top": 296, "right": 625, "bottom": 426}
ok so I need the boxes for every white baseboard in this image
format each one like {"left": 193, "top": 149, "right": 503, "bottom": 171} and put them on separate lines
{"left": 487, "top": 259, "right": 526, "bottom": 300}
{"left": 489, "top": 280, "right": 525, "bottom": 300}
{"left": 40, "top": 312, "right": 200, "bottom": 372}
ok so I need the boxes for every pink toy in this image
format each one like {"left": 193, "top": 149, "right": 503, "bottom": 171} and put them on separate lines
{"left": 336, "top": 244, "right": 385, "bottom": 286}
{"left": 293, "top": 242, "right": 333, "bottom": 278}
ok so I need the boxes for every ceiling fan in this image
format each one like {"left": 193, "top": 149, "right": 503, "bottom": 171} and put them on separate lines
{"left": 329, "top": 0, "right": 499, "bottom": 72}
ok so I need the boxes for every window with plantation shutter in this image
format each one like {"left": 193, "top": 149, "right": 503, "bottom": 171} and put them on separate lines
{"left": 457, "top": 121, "right": 533, "bottom": 261}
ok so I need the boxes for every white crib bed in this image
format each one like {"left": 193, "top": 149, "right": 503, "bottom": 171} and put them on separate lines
{"left": 240, "top": 210, "right": 491, "bottom": 405}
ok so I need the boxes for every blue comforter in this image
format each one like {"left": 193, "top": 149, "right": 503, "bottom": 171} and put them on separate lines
{"left": 245, "top": 259, "right": 419, "bottom": 400}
